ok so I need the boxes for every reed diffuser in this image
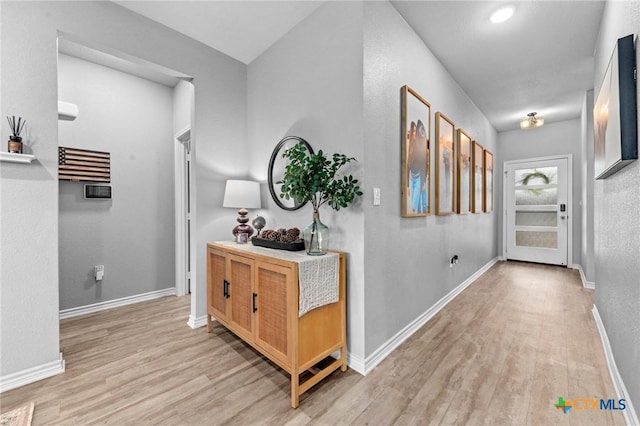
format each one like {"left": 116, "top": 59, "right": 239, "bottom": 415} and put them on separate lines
{"left": 7, "top": 115, "right": 26, "bottom": 153}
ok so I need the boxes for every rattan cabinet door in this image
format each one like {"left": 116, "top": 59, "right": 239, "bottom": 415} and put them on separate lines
{"left": 207, "top": 247, "right": 228, "bottom": 322}
{"left": 227, "top": 254, "right": 255, "bottom": 342}
{"left": 254, "top": 261, "right": 292, "bottom": 367}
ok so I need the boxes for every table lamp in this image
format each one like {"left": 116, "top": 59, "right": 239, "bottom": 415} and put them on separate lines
{"left": 223, "top": 180, "right": 261, "bottom": 243}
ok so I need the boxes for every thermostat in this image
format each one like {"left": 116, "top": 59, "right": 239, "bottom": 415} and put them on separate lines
{"left": 84, "top": 184, "right": 112, "bottom": 200}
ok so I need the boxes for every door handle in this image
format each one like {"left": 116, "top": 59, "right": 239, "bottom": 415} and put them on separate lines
{"left": 252, "top": 293, "right": 258, "bottom": 313}
{"left": 223, "top": 279, "right": 230, "bottom": 299}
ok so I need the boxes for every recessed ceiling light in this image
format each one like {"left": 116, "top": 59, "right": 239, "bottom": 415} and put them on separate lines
{"left": 490, "top": 6, "right": 515, "bottom": 24}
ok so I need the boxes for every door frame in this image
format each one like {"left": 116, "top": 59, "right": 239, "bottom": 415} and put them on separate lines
{"left": 175, "top": 126, "right": 192, "bottom": 297}
{"left": 502, "top": 154, "right": 573, "bottom": 265}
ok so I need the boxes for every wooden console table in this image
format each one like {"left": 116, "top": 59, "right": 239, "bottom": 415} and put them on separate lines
{"left": 206, "top": 241, "right": 347, "bottom": 408}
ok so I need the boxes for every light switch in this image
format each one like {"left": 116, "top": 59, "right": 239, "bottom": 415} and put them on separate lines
{"left": 373, "top": 188, "right": 381, "bottom": 206}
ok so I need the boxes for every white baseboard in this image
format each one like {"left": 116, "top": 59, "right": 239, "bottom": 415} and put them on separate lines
{"left": 569, "top": 264, "right": 595, "bottom": 290}
{"left": 0, "top": 352, "right": 65, "bottom": 393}
{"left": 188, "top": 314, "right": 208, "bottom": 329}
{"left": 359, "top": 257, "right": 499, "bottom": 375}
{"left": 59, "top": 288, "right": 176, "bottom": 319}
{"left": 592, "top": 305, "right": 639, "bottom": 426}
{"left": 347, "top": 352, "right": 366, "bottom": 375}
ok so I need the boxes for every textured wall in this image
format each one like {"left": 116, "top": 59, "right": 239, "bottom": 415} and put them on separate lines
{"left": 593, "top": 0, "right": 640, "bottom": 420}
{"left": 0, "top": 1, "right": 246, "bottom": 378}
{"left": 497, "top": 119, "right": 582, "bottom": 266}
{"left": 581, "top": 90, "right": 595, "bottom": 282}
{"left": 58, "top": 54, "right": 175, "bottom": 310}
{"left": 247, "top": 2, "right": 366, "bottom": 359}
{"left": 362, "top": 2, "right": 498, "bottom": 357}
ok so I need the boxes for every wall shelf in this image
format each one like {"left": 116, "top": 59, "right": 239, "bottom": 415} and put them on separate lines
{"left": 0, "top": 152, "right": 36, "bottom": 164}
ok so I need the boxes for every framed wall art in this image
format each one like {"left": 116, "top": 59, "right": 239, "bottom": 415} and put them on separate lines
{"left": 483, "top": 149, "right": 493, "bottom": 213}
{"left": 472, "top": 141, "right": 484, "bottom": 213}
{"left": 594, "top": 34, "right": 637, "bottom": 179}
{"left": 401, "top": 85, "right": 431, "bottom": 217}
{"left": 456, "top": 129, "right": 472, "bottom": 214}
{"left": 435, "top": 112, "right": 455, "bottom": 215}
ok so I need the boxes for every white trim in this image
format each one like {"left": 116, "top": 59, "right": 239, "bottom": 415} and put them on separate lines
{"left": 187, "top": 314, "right": 208, "bottom": 329}
{"left": 592, "top": 305, "right": 639, "bottom": 426}
{"left": 347, "top": 352, "right": 366, "bottom": 375}
{"left": 59, "top": 288, "right": 176, "bottom": 319}
{"left": 503, "top": 154, "right": 573, "bottom": 266}
{"left": 569, "top": 264, "right": 595, "bottom": 289}
{"left": 175, "top": 126, "right": 191, "bottom": 297}
{"left": 0, "top": 352, "right": 65, "bottom": 393}
{"left": 358, "top": 257, "right": 499, "bottom": 375}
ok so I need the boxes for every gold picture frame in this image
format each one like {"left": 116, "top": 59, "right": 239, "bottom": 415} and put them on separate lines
{"left": 472, "top": 141, "right": 484, "bottom": 213}
{"left": 484, "top": 150, "right": 494, "bottom": 213}
{"left": 401, "top": 85, "right": 431, "bottom": 217}
{"left": 456, "top": 129, "right": 472, "bottom": 214}
{"left": 435, "top": 112, "right": 455, "bottom": 215}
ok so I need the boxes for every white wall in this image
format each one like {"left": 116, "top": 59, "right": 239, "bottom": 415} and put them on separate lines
{"left": 247, "top": 2, "right": 366, "bottom": 360}
{"left": 58, "top": 54, "right": 175, "bottom": 310}
{"left": 362, "top": 2, "right": 498, "bottom": 357}
{"left": 248, "top": 1, "right": 499, "bottom": 363}
{"left": 593, "top": 1, "right": 640, "bottom": 420}
{"left": 497, "top": 119, "right": 582, "bottom": 266}
{"left": 580, "top": 90, "right": 595, "bottom": 283}
{"left": 0, "top": 1, "right": 246, "bottom": 381}
{"left": 173, "top": 80, "right": 193, "bottom": 135}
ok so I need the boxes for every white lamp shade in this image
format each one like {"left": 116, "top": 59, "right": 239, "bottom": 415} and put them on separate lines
{"left": 223, "top": 180, "right": 261, "bottom": 209}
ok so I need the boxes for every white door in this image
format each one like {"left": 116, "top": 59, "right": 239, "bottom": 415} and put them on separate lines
{"left": 505, "top": 157, "right": 569, "bottom": 266}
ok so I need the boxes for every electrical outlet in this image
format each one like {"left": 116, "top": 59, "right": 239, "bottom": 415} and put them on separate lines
{"left": 95, "top": 265, "right": 104, "bottom": 281}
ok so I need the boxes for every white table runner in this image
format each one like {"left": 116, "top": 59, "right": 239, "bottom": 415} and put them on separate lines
{"left": 215, "top": 241, "right": 339, "bottom": 316}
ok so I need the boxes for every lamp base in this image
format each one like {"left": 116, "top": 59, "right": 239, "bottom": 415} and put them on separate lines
{"left": 232, "top": 208, "right": 254, "bottom": 243}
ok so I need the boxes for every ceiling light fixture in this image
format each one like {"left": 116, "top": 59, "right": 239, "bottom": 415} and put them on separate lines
{"left": 520, "top": 112, "right": 544, "bottom": 130}
{"left": 490, "top": 6, "right": 515, "bottom": 24}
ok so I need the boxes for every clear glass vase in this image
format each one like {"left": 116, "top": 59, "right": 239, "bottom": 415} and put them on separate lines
{"left": 303, "top": 212, "right": 329, "bottom": 256}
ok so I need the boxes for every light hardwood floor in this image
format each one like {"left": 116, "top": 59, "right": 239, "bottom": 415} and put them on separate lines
{"left": 0, "top": 261, "right": 625, "bottom": 425}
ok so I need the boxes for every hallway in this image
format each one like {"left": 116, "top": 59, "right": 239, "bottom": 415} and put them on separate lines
{"left": 0, "top": 261, "right": 623, "bottom": 425}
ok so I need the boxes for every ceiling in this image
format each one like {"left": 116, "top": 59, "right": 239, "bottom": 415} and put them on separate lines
{"left": 113, "top": 0, "right": 605, "bottom": 132}
{"left": 115, "top": 1, "right": 325, "bottom": 64}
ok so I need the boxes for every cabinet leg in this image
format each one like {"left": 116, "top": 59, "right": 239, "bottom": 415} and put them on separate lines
{"left": 206, "top": 314, "right": 212, "bottom": 333}
{"left": 340, "top": 345, "right": 348, "bottom": 372}
{"left": 291, "top": 373, "right": 300, "bottom": 409}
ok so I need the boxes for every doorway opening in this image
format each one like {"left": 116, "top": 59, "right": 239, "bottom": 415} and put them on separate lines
{"left": 57, "top": 35, "right": 196, "bottom": 323}
{"left": 503, "top": 155, "right": 572, "bottom": 266}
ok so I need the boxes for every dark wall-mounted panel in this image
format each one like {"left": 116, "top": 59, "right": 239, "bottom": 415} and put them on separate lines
{"left": 58, "top": 146, "right": 110, "bottom": 182}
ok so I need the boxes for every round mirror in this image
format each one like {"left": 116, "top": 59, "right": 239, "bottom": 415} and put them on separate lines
{"left": 268, "top": 136, "right": 314, "bottom": 211}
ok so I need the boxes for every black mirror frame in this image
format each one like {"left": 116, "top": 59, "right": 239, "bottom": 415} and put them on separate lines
{"left": 268, "top": 136, "right": 314, "bottom": 211}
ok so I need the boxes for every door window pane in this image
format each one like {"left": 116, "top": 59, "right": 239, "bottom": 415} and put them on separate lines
{"left": 516, "top": 231, "right": 558, "bottom": 248}
{"left": 515, "top": 212, "right": 558, "bottom": 226}
{"left": 515, "top": 188, "right": 557, "bottom": 205}
{"left": 514, "top": 167, "right": 558, "bottom": 185}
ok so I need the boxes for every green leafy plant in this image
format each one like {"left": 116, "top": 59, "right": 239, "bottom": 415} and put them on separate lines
{"left": 520, "top": 169, "right": 551, "bottom": 186}
{"left": 277, "top": 143, "right": 363, "bottom": 213}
